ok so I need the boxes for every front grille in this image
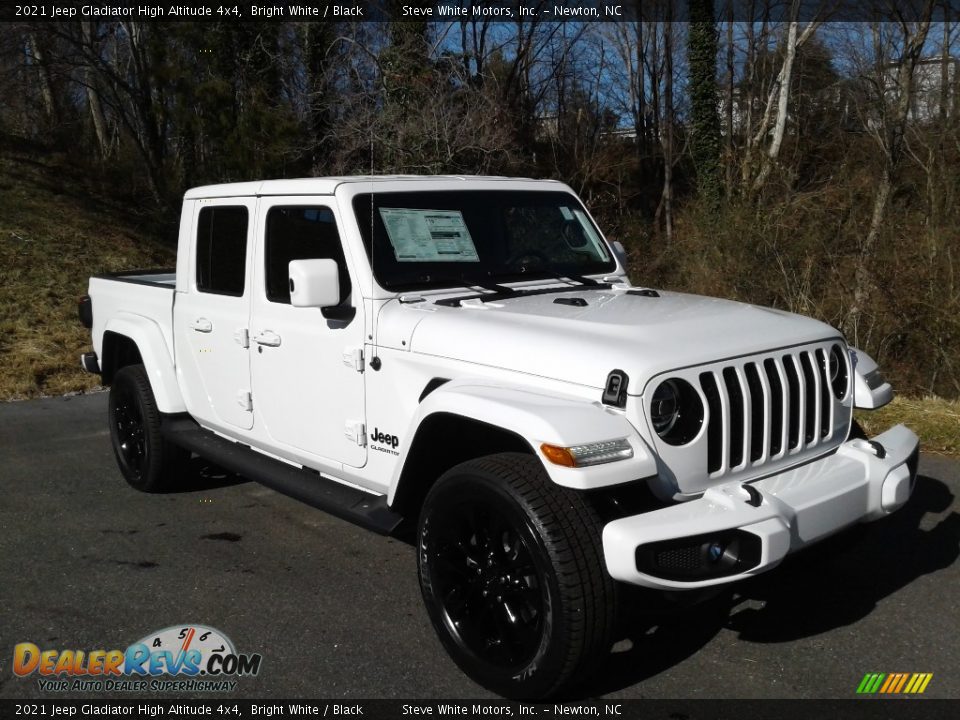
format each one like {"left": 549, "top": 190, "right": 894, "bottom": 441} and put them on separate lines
{"left": 700, "top": 347, "right": 837, "bottom": 475}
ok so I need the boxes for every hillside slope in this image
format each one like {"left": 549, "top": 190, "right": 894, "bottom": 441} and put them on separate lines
{"left": 0, "top": 147, "right": 175, "bottom": 399}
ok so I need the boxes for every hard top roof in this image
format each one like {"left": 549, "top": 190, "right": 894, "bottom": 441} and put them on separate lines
{"left": 183, "top": 175, "right": 564, "bottom": 199}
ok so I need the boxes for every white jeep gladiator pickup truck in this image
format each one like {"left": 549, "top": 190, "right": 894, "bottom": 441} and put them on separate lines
{"left": 80, "top": 176, "right": 919, "bottom": 697}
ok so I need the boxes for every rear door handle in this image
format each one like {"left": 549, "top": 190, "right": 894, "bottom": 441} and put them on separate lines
{"left": 255, "top": 330, "right": 281, "bottom": 347}
{"left": 191, "top": 318, "right": 213, "bottom": 333}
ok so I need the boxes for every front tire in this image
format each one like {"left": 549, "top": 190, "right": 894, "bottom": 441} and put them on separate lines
{"left": 108, "top": 364, "right": 187, "bottom": 492}
{"left": 417, "top": 453, "right": 617, "bottom": 698}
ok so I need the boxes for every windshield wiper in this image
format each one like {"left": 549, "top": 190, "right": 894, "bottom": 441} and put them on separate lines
{"left": 435, "top": 273, "right": 611, "bottom": 307}
{"left": 532, "top": 270, "right": 603, "bottom": 286}
{"left": 383, "top": 272, "right": 518, "bottom": 296}
{"left": 426, "top": 273, "right": 518, "bottom": 295}
{"left": 454, "top": 275, "right": 517, "bottom": 295}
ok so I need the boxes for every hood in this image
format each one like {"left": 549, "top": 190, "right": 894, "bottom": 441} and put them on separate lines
{"left": 387, "top": 287, "right": 842, "bottom": 394}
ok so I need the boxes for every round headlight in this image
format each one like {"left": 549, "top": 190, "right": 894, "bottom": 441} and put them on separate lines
{"left": 829, "top": 344, "right": 848, "bottom": 400}
{"left": 651, "top": 380, "right": 680, "bottom": 435}
{"left": 650, "top": 378, "right": 704, "bottom": 446}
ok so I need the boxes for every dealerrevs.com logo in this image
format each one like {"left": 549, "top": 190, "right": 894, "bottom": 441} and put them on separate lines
{"left": 13, "top": 624, "right": 262, "bottom": 692}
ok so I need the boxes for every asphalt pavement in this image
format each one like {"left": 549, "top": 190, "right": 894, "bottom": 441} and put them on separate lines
{"left": 1, "top": 393, "right": 957, "bottom": 700}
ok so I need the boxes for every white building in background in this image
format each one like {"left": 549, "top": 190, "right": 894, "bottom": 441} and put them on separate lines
{"left": 898, "top": 55, "right": 958, "bottom": 121}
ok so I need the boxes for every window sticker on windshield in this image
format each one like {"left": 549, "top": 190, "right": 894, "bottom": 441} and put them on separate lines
{"left": 379, "top": 208, "right": 480, "bottom": 262}
{"left": 573, "top": 209, "right": 610, "bottom": 260}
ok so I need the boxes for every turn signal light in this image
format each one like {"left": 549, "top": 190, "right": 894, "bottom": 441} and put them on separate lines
{"left": 540, "top": 438, "right": 634, "bottom": 468}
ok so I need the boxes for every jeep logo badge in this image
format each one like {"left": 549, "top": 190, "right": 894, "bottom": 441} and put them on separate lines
{"left": 370, "top": 428, "right": 399, "bottom": 450}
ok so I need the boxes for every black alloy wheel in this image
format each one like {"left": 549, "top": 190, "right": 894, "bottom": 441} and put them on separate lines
{"left": 108, "top": 364, "right": 187, "bottom": 492}
{"left": 418, "top": 453, "right": 617, "bottom": 698}
{"left": 112, "top": 380, "right": 148, "bottom": 482}
{"left": 426, "top": 491, "right": 547, "bottom": 670}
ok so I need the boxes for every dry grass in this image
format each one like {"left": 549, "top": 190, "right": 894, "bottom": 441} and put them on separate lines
{"left": 857, "top": 395, "right": 960, "bottom": 457}
{"left": 0, "top": 152, "right": 174, "bottom": 400}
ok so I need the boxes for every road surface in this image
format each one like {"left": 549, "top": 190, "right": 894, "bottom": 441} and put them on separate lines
{"left": 1, "top": 393, "right": 957, "bottom": 700}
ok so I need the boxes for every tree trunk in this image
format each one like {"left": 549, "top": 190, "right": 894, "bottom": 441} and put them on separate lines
{"left": 751, "top": 2, "right": 821, "bottom": 192}
{"left": 661, "top": 16, "right": 674, "bottom": 242}
{"left": 26, "top": 34, "right": 58, "bottom": 124}
{"left": 724, "top": 0, "right": 734, "bottom": 195}
{"left": 81, "top": 23, "right": 109, "bottom": 158}
{"left": 848, "top": 163, "right": 892, "bottom": 342}
{"left": 752, "top": 20, "right": 799, "bottom": 190}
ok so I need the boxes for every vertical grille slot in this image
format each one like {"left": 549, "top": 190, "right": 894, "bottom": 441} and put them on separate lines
{"left": 816, "top": 348, "right": 832, "bottom": 439}
{"left": 700, "top": 371, "right": 723, "bottom": 473}
{"left": 800, "top": 351, "right": 818, "bottom": 444}
{"left": 722, "top": 367, "right": 745, "bottom": 468}
{"left": 744, "top": 363, "right": 766, "bottom": 462}
{"left": 763, "top": 358, "right": 784, "bottom": 456}
{"left": 784, "top": 355, "right": 802, "bottom": 449}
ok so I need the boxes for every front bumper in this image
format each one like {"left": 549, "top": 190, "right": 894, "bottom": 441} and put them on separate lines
{"left": 602, "top": 424, "right": 920, "bottom": 590}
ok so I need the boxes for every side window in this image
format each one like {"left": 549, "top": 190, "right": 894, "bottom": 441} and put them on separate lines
{"left": 265, "top": 206, "right": 352, "bottom": 305}
{"left": 196, "top": 206, "right": 248, "bottom": 296}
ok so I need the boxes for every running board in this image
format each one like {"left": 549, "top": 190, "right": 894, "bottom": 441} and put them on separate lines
{"left": 161, "top": 417, "right": 403, "bottom": 535}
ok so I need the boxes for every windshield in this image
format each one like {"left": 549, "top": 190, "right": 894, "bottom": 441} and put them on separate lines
{"left": 352, "top": 190, "right": 617, "bottom": 292}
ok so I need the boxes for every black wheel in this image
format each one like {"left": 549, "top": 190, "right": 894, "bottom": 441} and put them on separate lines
{"left": 108, "top": 364, "right": 187, "bottom": 492}
{"left": 417, "top": 453, "right": 617, "bottom": 698}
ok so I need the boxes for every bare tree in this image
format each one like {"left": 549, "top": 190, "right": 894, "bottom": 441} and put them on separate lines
{"left": 744, "top": 0, "right": 823, "bottom": 192}
{"left": 25, "top": 32, "right": 58, "bottom": 124}
{"left": 846, "top": 1, "right": 936, "bottom": 339}
{"left": 657, "top": 10, "right": 676, "bottom": 242}
{"left": 80, "top": 22, "right": 110, "bottom": 158}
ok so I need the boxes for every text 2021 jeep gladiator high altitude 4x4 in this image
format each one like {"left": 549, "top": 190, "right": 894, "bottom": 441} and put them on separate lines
{"left": 79, "top": 176, "right": 919, "bottom": 697}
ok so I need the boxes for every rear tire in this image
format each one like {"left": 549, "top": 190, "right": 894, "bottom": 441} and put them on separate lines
{"left": 417, "top": 453, "right": 617, "bottom": 698}
{"left": 108, "top": 364, "right": 188, "bottom": 492}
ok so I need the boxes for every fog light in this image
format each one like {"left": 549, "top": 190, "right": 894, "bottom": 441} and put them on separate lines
{"left": 707, "top": 542, "right": 725, "bottom": 562}
{"left": 635, "top": 530, "right": 762, "bottom": 581}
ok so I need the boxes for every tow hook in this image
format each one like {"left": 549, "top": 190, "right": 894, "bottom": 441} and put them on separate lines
{"left": 741, "top": 484, "right": 763, "bottom": 507}
{"left": 851, "top": 438, "right": 887, "bottom": 459}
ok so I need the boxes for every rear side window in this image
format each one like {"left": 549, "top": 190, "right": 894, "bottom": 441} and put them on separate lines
{"left": 265, "top": 206, "right": 351, "bottom": 305}
{"left": 196, "top": 206, "right": 248, "bottom": 296}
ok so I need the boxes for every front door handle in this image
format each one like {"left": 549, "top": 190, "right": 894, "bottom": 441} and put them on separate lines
{"left": 255, "top": 330, "right": 282, "bottom": 347}
{"left": 191, "top": 318, "right": 213, "bottom": 333}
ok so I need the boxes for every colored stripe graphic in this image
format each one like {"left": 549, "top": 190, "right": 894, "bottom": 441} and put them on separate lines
{"left": 856, "top": 673, "right": 884, "bottom": 694}
{"left": 879, "top": 674, "right": 896, "bottom": 693}
{"left": 856, "top": 672, "right": 933, "bottom": 694}
{"left": 893, "top": 674, "right": 909, "bottom": 693}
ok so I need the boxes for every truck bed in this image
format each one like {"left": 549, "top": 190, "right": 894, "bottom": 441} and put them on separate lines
{"left": 94, "top": 269, "right": 177, "bottom": 287}
{"left": 87, "top": 269, "right": 178, "bottom": 373}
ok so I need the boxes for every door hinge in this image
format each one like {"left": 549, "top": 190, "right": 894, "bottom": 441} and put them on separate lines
{"left": 234, "top": 327, "right": 250, "bottom": 348}
{"left": 342, "top": 347, "right": 364, "bottom": 372}
{"left": 345, "top": 420, "right": 366, "bottom": 447}
{"left": 237, "top": 390, "right": 253, "bottom": 411}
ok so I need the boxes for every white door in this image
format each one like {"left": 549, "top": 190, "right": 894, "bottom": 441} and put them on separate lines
{"left": 249, "top": 199, "right": 367, "bottom": 467}
{"left": 174, "top": 199, "right": 255, "bottom": 431}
